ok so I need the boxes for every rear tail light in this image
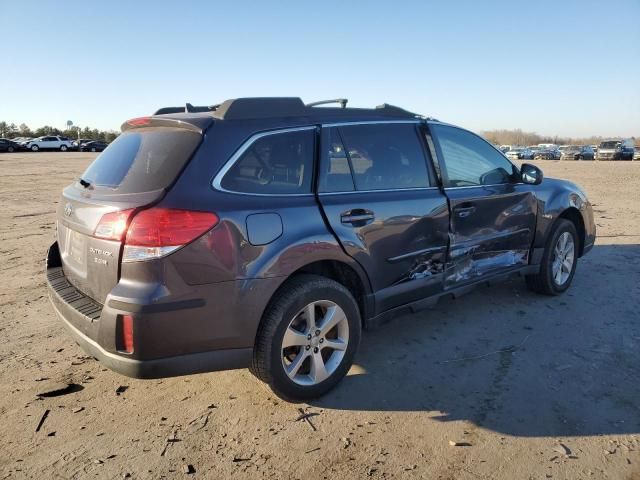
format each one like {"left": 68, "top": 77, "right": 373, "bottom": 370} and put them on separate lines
{"left": 94, "top": 208, "right": 218, "bottom": 262}
{"left": 119, "top": 314, "right": 134, "bottom": 354}
{"left": 123, "top": 208, "right": 219, "bottom": 262}
{"left": 94, "top": 209, "right": 134, "bottom": 241}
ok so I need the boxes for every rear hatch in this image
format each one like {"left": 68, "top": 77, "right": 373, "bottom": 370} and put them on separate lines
{"left": 57, "top": 117, "right": 210, "bottom": 304}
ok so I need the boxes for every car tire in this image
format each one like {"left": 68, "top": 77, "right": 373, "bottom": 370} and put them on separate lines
{"left": 526, "top": 219, "right": 578, "bottom": 296}
{"left": 91, "top": 147, "right": 96, "bottom": 152}
{"left": 7, "top": 146, "right": 14, "bottom": 153}
{"left": 251, "top": 274, "right": 361, "bottom": 402}
{"left": 30, "top": 145, "right": 39, "bottom": 152}
{"left": 60, "top": 145, "right": 68, "bottom": 152}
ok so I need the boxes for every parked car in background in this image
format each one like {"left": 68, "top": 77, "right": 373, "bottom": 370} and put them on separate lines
{"left": 533, "top": 148, "right": 556, "bottom": 160}
{"left": 45, "top": 97, "right": 596, "bottom": 401}
{"left": 560, "top": 145, "right": 595, "bottom": 161}
{"left": 505, "top": 147, "right": 534, "bottom": 160}
{"left": 12, "top": 137, "right": 32, "bottom": 145}
{"left": 538, "top": 143, "right": 558, "bottom": 150}
{"left": 23, "top": 136, "right": 73, "bottom": 152}
{"left": 80, "top": 141, "right": 109, "bottom": 152}
{"left": 634, "top": 146, "right": 640, "bottom": 161}
{"left": 596, "top": 139, "right": 635, "bottom": 160}
{"left": 73, "top": 138, "right": 94, "bottom": 150}
{"left": 505, "top": 147, "right": 523, "bottom": 160}
{"left": 0, "top": 138, "right": 20, "bottom": 152}
{"left": 536, "top": 144, "right": 561, "bottom": 159}
{"left": 520, "top": 147, "right": 535, "bottom": 160}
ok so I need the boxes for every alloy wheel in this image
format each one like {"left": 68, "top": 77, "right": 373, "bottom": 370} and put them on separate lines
{"left": 281, "top": 300, "right": 349, "bottom": 386}
{"left": 552, "top": 232, "right": 575, "bottom": 286}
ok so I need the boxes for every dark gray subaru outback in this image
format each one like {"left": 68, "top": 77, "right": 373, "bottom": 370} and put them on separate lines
{"left": 46, "top": 97, "right": 595, "bottom": 401}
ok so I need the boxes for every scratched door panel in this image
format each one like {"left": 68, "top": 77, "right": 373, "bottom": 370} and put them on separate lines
{"left": 444, "top": 184, "right": 537, "bottom": 286}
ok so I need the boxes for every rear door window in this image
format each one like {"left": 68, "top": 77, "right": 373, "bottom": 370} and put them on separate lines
{"left": 318, "top": 128, "right": 356, "bottom": 193}
{"left": 219, "top": 128, "right": 315, "bottom": 195}
{"left": 337, "top": 123, "right": 431, "bottom": 191}
{"left": 80, "top": 128, "right": 201, "bottom": 193}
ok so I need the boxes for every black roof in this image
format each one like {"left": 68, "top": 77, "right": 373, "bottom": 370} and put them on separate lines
{"left": 152, "top": 97, "right": 422, "bottom": 123}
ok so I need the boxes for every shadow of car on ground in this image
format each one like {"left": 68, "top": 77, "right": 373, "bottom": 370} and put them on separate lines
{"left": 313, "top": 244, "right": 640, "bottom": 438}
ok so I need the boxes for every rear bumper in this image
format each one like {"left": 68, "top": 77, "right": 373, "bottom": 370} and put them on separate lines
{"left": 52, "top": 300, "right": 252, "bottom": 378}
{"left": 46, "top": 242, "right": 255, "bottom": 379}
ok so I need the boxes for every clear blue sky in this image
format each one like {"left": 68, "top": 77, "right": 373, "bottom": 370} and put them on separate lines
{"left": 2, "top": 0, "right": 639, "bottom": 137}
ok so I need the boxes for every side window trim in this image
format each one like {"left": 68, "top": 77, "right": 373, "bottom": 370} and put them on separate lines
{"left": 212, "top": 126, "right": 318, "bottom": 197}
{"left": 416, "top": 122, "right": 440, "bottom": 188}
{"left": 429, "top": 122, "right": 521, "bottom": 189}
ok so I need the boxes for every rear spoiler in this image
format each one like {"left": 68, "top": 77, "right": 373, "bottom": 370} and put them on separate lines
{"left": 120, "top": 115, "right": 213, "bottom": 134}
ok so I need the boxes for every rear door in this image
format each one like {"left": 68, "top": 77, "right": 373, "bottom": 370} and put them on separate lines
{"left": 317, "top": 122, "right": 449, "bottom": 313}
{"left": 57, "top": 121, "right": 207, "bottom": 303}
{"left": 429, "top": 123, "right": 537, "bottom": 288}
{"left": 41, "top": 136, "right": 57, "bottom": 149}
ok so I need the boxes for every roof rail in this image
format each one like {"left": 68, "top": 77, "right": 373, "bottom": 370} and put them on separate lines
{"left": 306, "top": 98, "right": 348, "bottom": 109}
{"left": 153, "top": 97, "right": 421, "bottom": 120}
{"left": 375, "top": 103, "right": 419, "bottom": 117}
{"left": 154, "top": 103, "right": 216, "bottom": 115}
{"left": 211, "top": 97, "right": 307, "bottom": 120}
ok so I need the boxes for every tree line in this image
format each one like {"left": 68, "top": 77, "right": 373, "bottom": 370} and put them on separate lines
{"left": 2, "top": 121, "right": 636, "bottom": 148}
{"left": 0, "top": 121, "right": 119, "bottom": 143}
{"left": 481, "top": 128, "right": 636, "bottom": 147}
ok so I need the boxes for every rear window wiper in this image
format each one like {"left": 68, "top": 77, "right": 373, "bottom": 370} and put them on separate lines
{"left": 79, "top": 178, "right": 92, "bottom": 188}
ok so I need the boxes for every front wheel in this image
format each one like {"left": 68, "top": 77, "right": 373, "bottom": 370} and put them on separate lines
{"left": 526, "top": 219, "right": 578, "bottom": 295}
{"left": 251, "top": 274, "right": 361, "bottom": 402}
{"left": 7, "top": 146, "right": 14, "bottom": 153}
{"left": 30, "top": 145, "right": 39, "bottom": 152}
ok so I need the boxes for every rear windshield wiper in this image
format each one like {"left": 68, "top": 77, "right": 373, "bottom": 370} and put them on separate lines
{"left": 79, "top": 178, "right": 92, "bottom": 188}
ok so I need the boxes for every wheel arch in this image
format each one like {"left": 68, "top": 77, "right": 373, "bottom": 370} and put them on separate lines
{"left": 558, "top": 207, "right": 586, "bottom": 256}
{"left": 260, "top": 259, "right": 374, "bottom": 330}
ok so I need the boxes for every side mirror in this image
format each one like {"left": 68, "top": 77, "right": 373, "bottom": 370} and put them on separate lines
{"left": 520, "top": 163, "right": 543, "bottom": 185}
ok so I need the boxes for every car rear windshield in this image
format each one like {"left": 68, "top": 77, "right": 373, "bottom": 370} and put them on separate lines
{"left": 80, "top": 128, "right": 201, "bottom": 193}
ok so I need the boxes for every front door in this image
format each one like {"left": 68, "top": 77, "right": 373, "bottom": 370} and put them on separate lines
{"left": 317, "top": 123, "right": 450, "bottom": 314}
{"left": 428, "top": 123, "right": 537, "bottom": 288}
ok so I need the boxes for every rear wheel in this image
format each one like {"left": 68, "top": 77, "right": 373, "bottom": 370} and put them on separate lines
{"left": 526, "top": 219, "right": 578, "bottom": 295}
{"left": 91, "top": 147, "right": 96, "bottom": 152}
{"left": 7, "top": 146, "right": 14, "bottom": 153}
{"left": 60, "top": 145, "right": 68, "bottom": 152}
{"left": 251, "top": 274, "right": 361, "bottom": 402}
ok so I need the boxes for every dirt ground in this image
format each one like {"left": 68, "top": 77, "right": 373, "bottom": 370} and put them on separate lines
{"left": 0, "top": 152, "right": 639, "bottom": 480}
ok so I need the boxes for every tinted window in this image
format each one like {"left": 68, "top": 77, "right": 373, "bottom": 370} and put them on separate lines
{"left": 319, "top": 128, "right": 355, "bottom": 193}
{"left": 80, "top": 128, "right": 201, "bottom": 193}
{"left": 432, "top": 125, "right": 517, "bottom": 187}
{"left": 338, "top": 124, "right": 430, "bottom": 190}
{"left": 220, "top": 129, "right": 314, "bottom": 194}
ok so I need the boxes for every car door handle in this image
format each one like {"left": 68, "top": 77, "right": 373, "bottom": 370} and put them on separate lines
{"left": 454, "top": 205, "right": 476, "bottom": 218}
{"left": 341, "top": 209, "right": 375, "bottom": 225}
